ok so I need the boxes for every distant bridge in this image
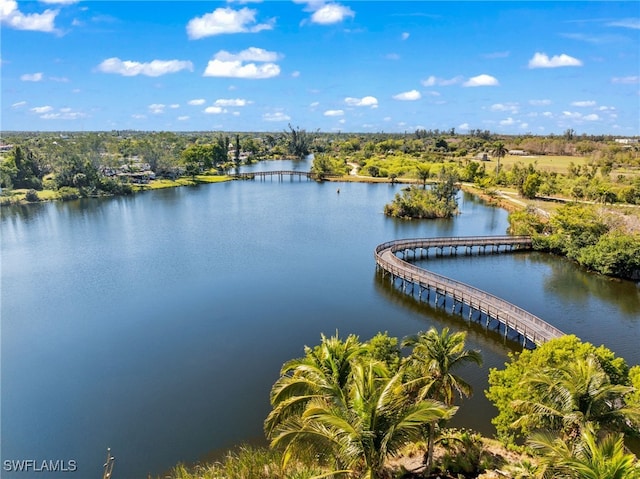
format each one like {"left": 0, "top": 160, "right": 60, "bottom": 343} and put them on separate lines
{"left": 231, "top": 170, "right": 339, "bottom": 181}
{"left": 375, "top": 236, "right": 564, "bottom": 347}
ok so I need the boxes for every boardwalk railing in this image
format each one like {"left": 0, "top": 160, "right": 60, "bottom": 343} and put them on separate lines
{"left": 375, "top": 236, "right": 564, "bottom": 347}
{"left": 231, "top": 170, "right": 340, "bottom": 181}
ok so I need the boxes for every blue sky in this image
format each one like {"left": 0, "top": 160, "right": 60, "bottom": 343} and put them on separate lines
{"left": 2, "top": 0, "right": 639, "bottom": 134}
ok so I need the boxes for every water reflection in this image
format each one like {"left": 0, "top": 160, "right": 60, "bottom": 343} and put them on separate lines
{"left": 373, "top": 270, "right": 525, "bottom": 354}
{"left": 520, "top": 252, "right": 640, "bottom": 317}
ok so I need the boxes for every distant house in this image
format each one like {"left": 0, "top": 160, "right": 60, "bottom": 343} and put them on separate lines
{"left": 508, "top": 149, "right": 528, "bottom": 156}
{"left": 615, "top": 138, "right": 639, "bottom": 145}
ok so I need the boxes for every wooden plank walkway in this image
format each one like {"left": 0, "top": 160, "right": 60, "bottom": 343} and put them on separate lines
{"left": 231, "top": 170, "right": 339, "bottom": 181}
{"left": 375, "top": 236, "right": 564, "bottom": 347}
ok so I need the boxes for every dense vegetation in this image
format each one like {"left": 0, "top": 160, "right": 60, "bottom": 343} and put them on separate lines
{"left": 2, "top": 129, "right": 639, "bottom": 205}
{"left": 384, "top": 168, "right": 459, "bottom": 219}
{"left": 508, "top": 204, "right": 640, "bottom": 280}
{"left": 167, "top": 331, "right": 639, "bottom": 479}
{"left": 0, "top": 127, "right": 317, "bottom": 203}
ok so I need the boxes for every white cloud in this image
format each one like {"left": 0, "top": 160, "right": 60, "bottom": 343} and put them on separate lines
{"left": 148, "top": 104, "right": 165, "bottom": 114}
{"left": 310, "top": 3, "right": 355, "bottom": 24}
{"left": 612, "top": 76, "right": 639, "bottom": 84}
{"left": 188, "top": 99, "right": 206, "bottom": 106}
{"left": 401, "top": 32, "right": 410, "bottom": 40}
{"left": 393, "top": 89, "right": 421, "bottom": 101}
{"left": 458, "top": 123, "right": 470, "bottom": 131}
{"left": 499, "top": 117, "right": 516, "bottom": 126}
{"left": 214, "top": 98, "right": 250, "bottom": 107}
{"left": 263, "top": 111, "right": 290, "bottom": 122}
{"left": 344, "top": 96, "right": 378, "bottom": 108}
{"left": 606, "top": 18, "right": 640, "bottom": 29}
{"left": 571, "top": 100, "right": 596, "bottom": 107}
{"left": 40, "top": 110, "right": 86, "bottom": 120}
{"left": 324, "top": 109, "right": 344, "bottom": 116}
{"left": 291, "top": 70, "right": 301, "bottom": 78}
{"left": 529, "top": 99, "right": 552, "bottom": 106}
{"left": 30, "top": 105, "right": 53, "bottom": 114}
{"left": 12, "top": 101, "right": 27, "bottom": 108}
{"left": 490, "top": 102, "right": 519, "bottom": 113}
{"left": 0, "top": 0, "right": 58, "bottom": 32}
{"left": 528, "top": 52, "right": 582, "bottom": 68}
{"left": 463, "top": 74, "right": 499, "bottom": 87}
{"left": 40, "top": 0, "right": 79, "bottom": 4}
{"left": 561, "top": 111, "right": 601, "bottom": 121}
{"left": 50, "top": 76, "right": 69, "bottom": 83}
{"left": 97, "top": 58, "right": 193, "bottom": 77}
{"left": 131, "top": 114, "right": 147, "bottom": 120}
{"left": 421, "top": 75, "right": 463, "bottom": 87}
{"left": 177, "top": 116, "right": 190, "bottom": 121}
{"left": 20, "top": 72, "right": 43, "bottom": 82}
{"left": 204, "top": 106, "right": 226, "bottom": 114}
{"left": 203, "top": 48, "right": 281, "bottom": 79}
{"left": 215, "top": 47, "right": 281, "bottom": 62}
{"left": 170, "top": 104, "right": 180, "bottom": 109}
{"left": 204, "top": 59, "right": 280, "bottom": 79}
{"left": 186, "top": 7, "right": 273, "bottom": 39}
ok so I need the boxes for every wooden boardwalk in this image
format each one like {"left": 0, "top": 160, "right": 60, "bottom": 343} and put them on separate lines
{"left": 375, "top": 236, "right": 564, "bottom": 347}
{"left": 231, "top": 170, "right": 338, "bottom": 181}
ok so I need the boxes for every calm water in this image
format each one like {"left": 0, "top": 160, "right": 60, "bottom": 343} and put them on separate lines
{"left": 2, "top": 160, "right": 639, "bottom": 479}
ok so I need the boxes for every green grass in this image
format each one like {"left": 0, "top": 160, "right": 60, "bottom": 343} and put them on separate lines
{"left": 485, "top": 154, "right": 588, "bottom": 174}
{"left": 134, "top": 175, "right": 232, "bottom": 191}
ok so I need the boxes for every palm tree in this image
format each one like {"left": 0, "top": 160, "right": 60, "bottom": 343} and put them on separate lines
{"left": 527, "top": 423, "right": 640, "bottom": 479}
{"left": 265, "top": 332, "right": 364, "bottom": 438}
{"left": 416, "top": 163, "right": 431, "bottom": 189}
{"left": 269, "top": 360, "right": 456, "bottom": 479}
{"left": 401, "top": 327, "right": 483, "bottom": 475}
{"left": 512, "top": 355, "right": 639, "bottom": 441}
{"left": 491, "top": 141, "right": 508, "bottom": 174}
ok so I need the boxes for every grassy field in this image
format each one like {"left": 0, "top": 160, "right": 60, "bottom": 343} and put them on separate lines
{"left": 482, "top": 154, "right": 589, "bottom": 174}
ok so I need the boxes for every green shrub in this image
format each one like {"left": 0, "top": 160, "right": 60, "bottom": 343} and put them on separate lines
{"left": 57, "top": 187, "right": 80, "bottom": 201}
{"left": 25, "top": 189, "right": 39, "bottom": 202}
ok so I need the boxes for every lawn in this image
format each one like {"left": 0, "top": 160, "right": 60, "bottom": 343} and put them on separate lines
{"left": 483, "top": 154, "right": 588, "bottom": 174}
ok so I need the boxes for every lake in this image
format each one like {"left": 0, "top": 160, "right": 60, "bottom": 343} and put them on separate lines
{"left": 2, "top": 159, "right": 639, "bottom": 478}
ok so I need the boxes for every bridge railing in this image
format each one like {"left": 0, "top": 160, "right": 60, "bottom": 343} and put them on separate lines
{"left": 375, "top": 235, "right": 533, "bottom": 254}
{"left": 375, "top": 236, "right": 563, "bottom": 344}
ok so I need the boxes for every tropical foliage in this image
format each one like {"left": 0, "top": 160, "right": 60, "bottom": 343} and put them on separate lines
{"left": 486, "top": 335, "right": 639, "bottom": 445}
{"left": 264, "top": 330, "right": 482, "bottom": 478}
{"left": 508, "top": 204, "right": 640, "bottom": 280}
{"left": 528, "top": 424, "right": 640, "bottom": 479}
{"left": 384, "top": 169, "right": 459, "bottom": 219}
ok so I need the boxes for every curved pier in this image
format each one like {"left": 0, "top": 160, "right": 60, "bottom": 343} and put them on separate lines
{"left": 375, "top": 236, "right": 564, "bottom": 347}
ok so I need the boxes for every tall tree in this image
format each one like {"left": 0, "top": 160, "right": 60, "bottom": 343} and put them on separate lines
{"left": 286, "top": 124, "right": 311, "bottom": 159}
{"left": 402, "top": 327, "right": 482, "bottom": 474}
{"left": 266, "top": 333, "right": 457, "bottom": 479}
{"left": 491, "top": 141, "right": 508, "bottom": 173}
